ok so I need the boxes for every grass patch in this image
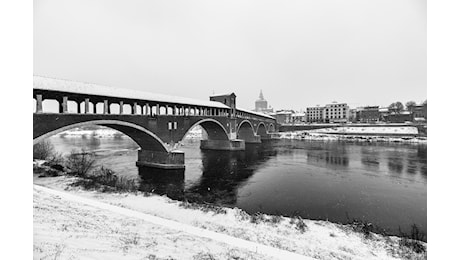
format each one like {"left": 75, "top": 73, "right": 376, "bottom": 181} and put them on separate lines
{"left": 178, "top": 201, "right": 227, "bottom": 215}
{"left": 345, "top": 212, "right": 386, "bottom": 239}
{"left": 70, "top": 166, "right": 138, "bottom": 192}
{"left": 193, "top": 252, "right": 217, "bottom": 260}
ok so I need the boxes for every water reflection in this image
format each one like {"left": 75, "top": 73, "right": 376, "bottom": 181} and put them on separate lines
{"left": 185, "top": 144, "right": 277, "bottom": 205}
{"left": 305, "top": 142, "right": 349, "bottom": 168}
{"left": 138, "top": 167, "right": 185, "bottom": 200}
{"left": 388, "top": 156, "right": 404, "bottom": 174}
{"left": 360, "top": 146, "right": 380, "bottom": 170}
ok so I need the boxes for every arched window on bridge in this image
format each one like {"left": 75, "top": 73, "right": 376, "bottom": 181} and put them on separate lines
{"left": 167, "top": 106, "right": 173, "bottom": 115}
{"left": 157, "top": 106, "right": 164, "bottom": 115}
{"left": 110, "top": 103, "right": 120, "bottom": 114}
{"left": 134, "top": 104, "right": 141, "bottom": 114}
{"left": 151, "top": 105, "right": 158, "bottom": 115}
{"left": 43, "top": 99, "right": 59, "bottom": 113}
{"left": 142, "top": 105, "right": 150, "bottom": 115}
{"left": 122, "top": 104, "right": 132, "bottom": 114}
{"left": 32, "top": 99, "right": 36, "bottom": 113}
{"left": 67, "top": 100, "right": 78, "bottom": 113}
{"left": 95, "top": 102, "right": 104, "bottom": 114}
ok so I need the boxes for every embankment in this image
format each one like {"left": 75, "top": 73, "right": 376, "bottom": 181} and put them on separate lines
{"left": 34, "top": 175, "right": 426, "bottom": 260}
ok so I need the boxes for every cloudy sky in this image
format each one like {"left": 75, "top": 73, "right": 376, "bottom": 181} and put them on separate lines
{"left": 34, "top": 0, "right": 426, "bottom": 111}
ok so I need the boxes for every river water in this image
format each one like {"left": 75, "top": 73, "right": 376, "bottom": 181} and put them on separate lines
{"left": 47, "top": 133, "right": 427, "bottom": 236}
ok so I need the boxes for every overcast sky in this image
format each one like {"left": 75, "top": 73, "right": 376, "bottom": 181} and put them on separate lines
{"left": 34, "top": 0, "right": 426, "bottom": 111}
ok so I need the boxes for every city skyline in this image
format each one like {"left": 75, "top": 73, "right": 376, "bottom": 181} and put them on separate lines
{"left": 35, "top": 0, "right": 426, "bottom": 112}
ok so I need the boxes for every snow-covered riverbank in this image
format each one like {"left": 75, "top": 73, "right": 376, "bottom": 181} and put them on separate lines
{"left": 310, "top": 126, "right": 419, "bottom": 135}
{"left": 275, "top": 128, "right": 427, "bottom": 144}
{"left": 34, "top": 175, "right": 426, "bottom": 260}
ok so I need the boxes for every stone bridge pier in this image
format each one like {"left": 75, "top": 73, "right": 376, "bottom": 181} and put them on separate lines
{"left": 136, "top": 150, "right": 185, "bottom": 169}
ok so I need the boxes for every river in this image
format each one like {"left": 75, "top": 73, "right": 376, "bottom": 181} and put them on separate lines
{"left": 47, "top": 132, "right": 427, "bottom": 237}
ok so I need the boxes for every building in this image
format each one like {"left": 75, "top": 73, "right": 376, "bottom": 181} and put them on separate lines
{"left": 306, "top": 106, "right": 324, "bottom": 123}
{"left": 356, "top": 106, "right": 380, "bottom": 123}
{"left": 271, "top": 110, "right": 294, "bottom": 124}
{"left": 411, "top": 104, "right": 427, "bottom": 121}
{"left": 306, "top": 102, "right": 349, "bottom": 123}
{"left": 348, "top": 108, "right": 358, "bottom": 122}
{"left": 323, "top": 102, "right": 349, "bottom": 123}
{"left": 384, "top": 111, "right": 413, "bottom": 123}
{"left": 292, "top": 112, "right": 306, "bottom": 124}
{"left": 254, "top": 90, "right": 273, "bottom": 114}
{"left": 378, "top": 107, "right": 390, "bottom": 121}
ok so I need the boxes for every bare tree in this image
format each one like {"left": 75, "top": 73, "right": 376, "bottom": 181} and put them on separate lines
{"left": 66, "top": 149, "right": 96, "bottom": 177}
{"left": 406, "top": 101, "right": 417, "bottom": 112}
{"left": 33, "top": 140, "right": 55, "bottom": 160}
{"left": 388, "top": 102, "right": 404, "bottom": 114}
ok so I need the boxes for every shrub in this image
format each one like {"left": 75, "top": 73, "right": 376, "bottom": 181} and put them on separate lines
{"left": 269, "top": 215, "right": 282, "bottom": 225}
{"left": 70, "top": 166, "right": 138, "bottom": 192}
{"left": 399, "top": 224, "right": 426, "bottom": 253}
{"left": 345, "top": 212, "right": 385, "bottom": 239}
{"left": 33, "top": 140, "right": 55, "bottom": 160}
{"left": 249, "top": 212, "right": 265, "bottom": 224}
{"left": 92, "top": 166, "right": 118, "bottom": 186}
{"left": 178, "top": 201, "right": 227, "bottom": 215}
{"left": 65, "top": 149, "right": 96, "bottom": 177}
{"left": 193, "top": 252, "right": 217, "bottom": 260}
{"left": 289, "top": 216, "right": 308, "bottom": 233}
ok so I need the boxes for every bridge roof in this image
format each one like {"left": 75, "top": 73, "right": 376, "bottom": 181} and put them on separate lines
{"left": 33, "top": 76, "right": 229, "bottom": 109}
{"left": 236, "top": 107, "right": 275, "bottom": 120}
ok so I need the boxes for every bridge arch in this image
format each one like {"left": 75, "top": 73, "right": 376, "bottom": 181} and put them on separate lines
{"left": 181, "top": 118, "right": 229, "bottom": 142}
{"left": 33, "top": 120, "right": 169, "bottom": 153}
{"left": 256, "top": 122, "right": 269, "bottom": 137}
{"left": 237, "top": 120, "right": 256, "bottom": 135}
{"left": 237, "top": 120, "right": 258, "bottom": 143}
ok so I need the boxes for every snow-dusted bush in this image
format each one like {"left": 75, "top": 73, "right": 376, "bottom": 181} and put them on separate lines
{"left": 65, "top": 149, "right": 96, "bottom": 177}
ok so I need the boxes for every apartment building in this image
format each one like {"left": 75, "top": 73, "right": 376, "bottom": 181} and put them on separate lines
{"left": 323, "top": 102, "right": 349, "bottom": 123}
{"left": 306, "top": 106, "right": 324, "bottom": 123}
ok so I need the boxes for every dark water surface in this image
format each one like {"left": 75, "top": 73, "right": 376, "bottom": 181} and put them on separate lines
{"left": 48, "top": 135, "right": 427, "bottom": 236}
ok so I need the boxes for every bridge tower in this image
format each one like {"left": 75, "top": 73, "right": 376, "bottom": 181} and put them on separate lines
{"left": 205, "top": 93, "right": 245, "bottom": 149}
{"left": 209, "top": 93, "right": 237, "bottom": 138}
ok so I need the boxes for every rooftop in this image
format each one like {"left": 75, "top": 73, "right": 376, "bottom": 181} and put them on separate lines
{"left": 209, "top": 92, "right": 236, "bottom": 97}
{"left": 292, "top": 113, "right": 306, "bottom": 117}
{"left": 34, "top": 76, "right": 229, "bottom": 109}
{"left": 236, "top": 107, "right": 275, "bottom": 120}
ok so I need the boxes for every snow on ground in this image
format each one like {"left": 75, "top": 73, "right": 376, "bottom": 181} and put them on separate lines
{"left": 310, "top": 126, "right": 418, "bottom": 135}
{"left": 34, "top": 185, "right": 271, "bottom": 260}
{"left": 275, "top": 127, "right": 426, "bottom": 144}
{"left": 34, "top": 176, "right": 426, "bottom": 260}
